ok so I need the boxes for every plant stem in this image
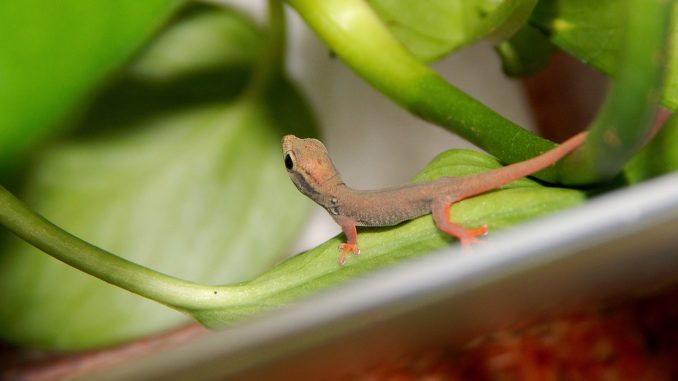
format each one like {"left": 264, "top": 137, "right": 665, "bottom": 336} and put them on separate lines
{"left": 244, "top": 0, "right": 286, "bottom": 98}
{"left": 285, "top": 0, "right": 562, "bottom": 181}
{"left": 0, "top": 1, "right": 291, "bottom": 320}
{"left": 0, "top": 186, "right": 226, "bottom": 310}
{"left": 560, "top": 0, "right": 671, "bottom": 184}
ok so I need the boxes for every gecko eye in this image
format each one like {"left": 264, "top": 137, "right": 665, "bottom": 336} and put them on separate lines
{"left": 284, "top": 153, "right": 294, "bottom": 170}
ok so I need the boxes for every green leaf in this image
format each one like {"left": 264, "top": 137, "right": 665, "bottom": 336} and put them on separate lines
{"left": 191, "top": 149, "right": 586, "bottom": 327}
{"left": 530, "top": 0, "right": 677, "bottom": 110}
{"left": 366, "top": 0, "right": 537, "bottom": 62}
{"left": 495, "top": 24, "right": 556, "bottom": 77}
{"left": 667, "top": 5, "right": 678, "bottom": 110}
{"left": 555, "top": 0, "right": 671, "bottom": 184}
{"left": 0, "top": 0, "right": 182, "bottom": 174}
{"left": 0, "top": 5, "right": 317, "bottom": 350}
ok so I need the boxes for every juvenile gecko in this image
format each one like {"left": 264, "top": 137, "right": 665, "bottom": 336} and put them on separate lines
{"left": 282, "top": 132, "right": 586, "bottom": 264}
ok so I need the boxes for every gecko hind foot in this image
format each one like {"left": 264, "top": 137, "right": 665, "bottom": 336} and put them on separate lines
{"left": 338, "top": 243, "right": 360, "bottom": 265}
{"left": 458, "top": 224, "right": 489, "bottom": 247}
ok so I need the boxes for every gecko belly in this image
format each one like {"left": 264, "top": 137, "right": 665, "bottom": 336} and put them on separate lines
{"left": 349, "top": 200, "right": 432, "bottom": 227}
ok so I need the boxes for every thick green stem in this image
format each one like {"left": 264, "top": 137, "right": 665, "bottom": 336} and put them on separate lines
{"left": 560, "top": 0, "right": 671, "bottom": 184}
{"left": 285, "top": 0, "right": 560, "bottom": 180}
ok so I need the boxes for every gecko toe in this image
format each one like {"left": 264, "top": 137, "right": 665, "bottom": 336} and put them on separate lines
{"left": 338, "top": 243, "right": 361, "bottom": 264}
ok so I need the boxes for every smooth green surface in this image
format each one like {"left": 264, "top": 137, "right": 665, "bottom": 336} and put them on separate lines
{"left": 367, "top": 0, "right": 537, "bottom": 62}
{"left": 0, "top": 5, "right": 317, "bottom": 350}
{"left": 531, "top": 0, "right": 677, "bottom": 111}
{"left": 0, "top": 0, "right": 182, "bottom": 174}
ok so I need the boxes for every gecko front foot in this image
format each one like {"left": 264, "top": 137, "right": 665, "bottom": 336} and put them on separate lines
{"left": 338, "top": 243, "right": 360, "bottom": 265}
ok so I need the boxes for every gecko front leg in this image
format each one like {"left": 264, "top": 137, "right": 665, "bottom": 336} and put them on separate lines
{"left": 431, "top": 198, "right": 488, "bottom": 247}
{"left": 335, "top": 216, "right": 360, "bottom": 265}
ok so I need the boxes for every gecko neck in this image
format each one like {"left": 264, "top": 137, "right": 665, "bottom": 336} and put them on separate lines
{"left": 303, "top": 173, "right": 349, "bottom": 208}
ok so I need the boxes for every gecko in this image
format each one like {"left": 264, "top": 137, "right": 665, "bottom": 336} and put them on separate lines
{"left": 282, "top": 132, "right": 586, "bottom": 265}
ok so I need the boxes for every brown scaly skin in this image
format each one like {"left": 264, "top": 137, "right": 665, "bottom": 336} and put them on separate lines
{"left": 282, "top": 133, "right": 586, "bottom": 265}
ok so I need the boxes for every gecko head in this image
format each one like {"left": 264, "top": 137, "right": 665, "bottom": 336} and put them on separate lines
{"left": 281, "top": 135, "right": 341, "bottom": 198}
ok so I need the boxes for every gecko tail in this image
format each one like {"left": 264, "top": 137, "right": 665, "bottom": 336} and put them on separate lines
{"left": 459, "top": 131, "right": 587, "bottom": 198}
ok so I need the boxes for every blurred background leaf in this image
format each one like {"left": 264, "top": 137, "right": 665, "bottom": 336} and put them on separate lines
{"left": 0, "top": 0, "right": 182, "bottom": 174}
{"left": 366, "top": 0, "right": 537, "bottom": 62}
{"left": 0, "top": 4, "right": 317, "bottom": 350}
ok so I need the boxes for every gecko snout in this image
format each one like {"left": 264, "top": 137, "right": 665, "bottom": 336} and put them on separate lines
{"left": 281, "top": 134, "right": 301, "bottom": 153}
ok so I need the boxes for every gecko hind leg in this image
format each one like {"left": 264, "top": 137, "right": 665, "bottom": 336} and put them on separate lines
{"left": 432, "top": 199, "right": 488, "bottom": 247}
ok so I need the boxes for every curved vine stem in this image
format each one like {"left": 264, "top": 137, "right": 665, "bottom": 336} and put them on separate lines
{"left": 0, "top": 186, "right": 221, "bottom": 310}
{"left": 559, "top": 0, "right": 672, "bottom": 183}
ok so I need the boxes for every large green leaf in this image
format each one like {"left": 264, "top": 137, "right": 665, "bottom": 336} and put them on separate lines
{"left": 189, "top": 149, "right": 586, "bottom": 327}
{"left": 366, "top": 0, "right": 537, "bottom": 62}
{"left": 530, "top": 0, "right": 677, "bottom": 110}
{"left": 0, "top": 5, "right": 317, "bottom": 350}
{"left": 0, "top": 0, "right": 182, "bottom": 174}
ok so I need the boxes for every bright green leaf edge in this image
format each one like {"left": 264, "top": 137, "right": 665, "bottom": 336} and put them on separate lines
{"left": 0, "top": 147, "right": 586, "bottom": 329}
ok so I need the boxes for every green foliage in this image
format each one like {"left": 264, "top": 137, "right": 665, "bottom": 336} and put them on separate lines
{"left": 288, "top": 0, "right": 671, "bottom": 184}
{"left": 366, "top": 0, "right": 537, "bottom": 62}
{"left": 495, "top": 24, "right": 555, "bottom": 77}
{"left": 530, "top": 0, "right": 678, "bottom": 110}
{"left": 288, "top": 0, "right": 558, "bottom": 180}
{"left": 555, "top": 0, "right": 671, "bottom": 183}
{"left": 0, "top": 5, "right": 316, "bottom": 350}
{"left": 625, "top": 114, "right": 678, "bottom": 183}
{"left": 0, "top": 0, "right": 181, "bottom": 173}
{"left": 0, "top": 0, "right": 673, "bottom": 353}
